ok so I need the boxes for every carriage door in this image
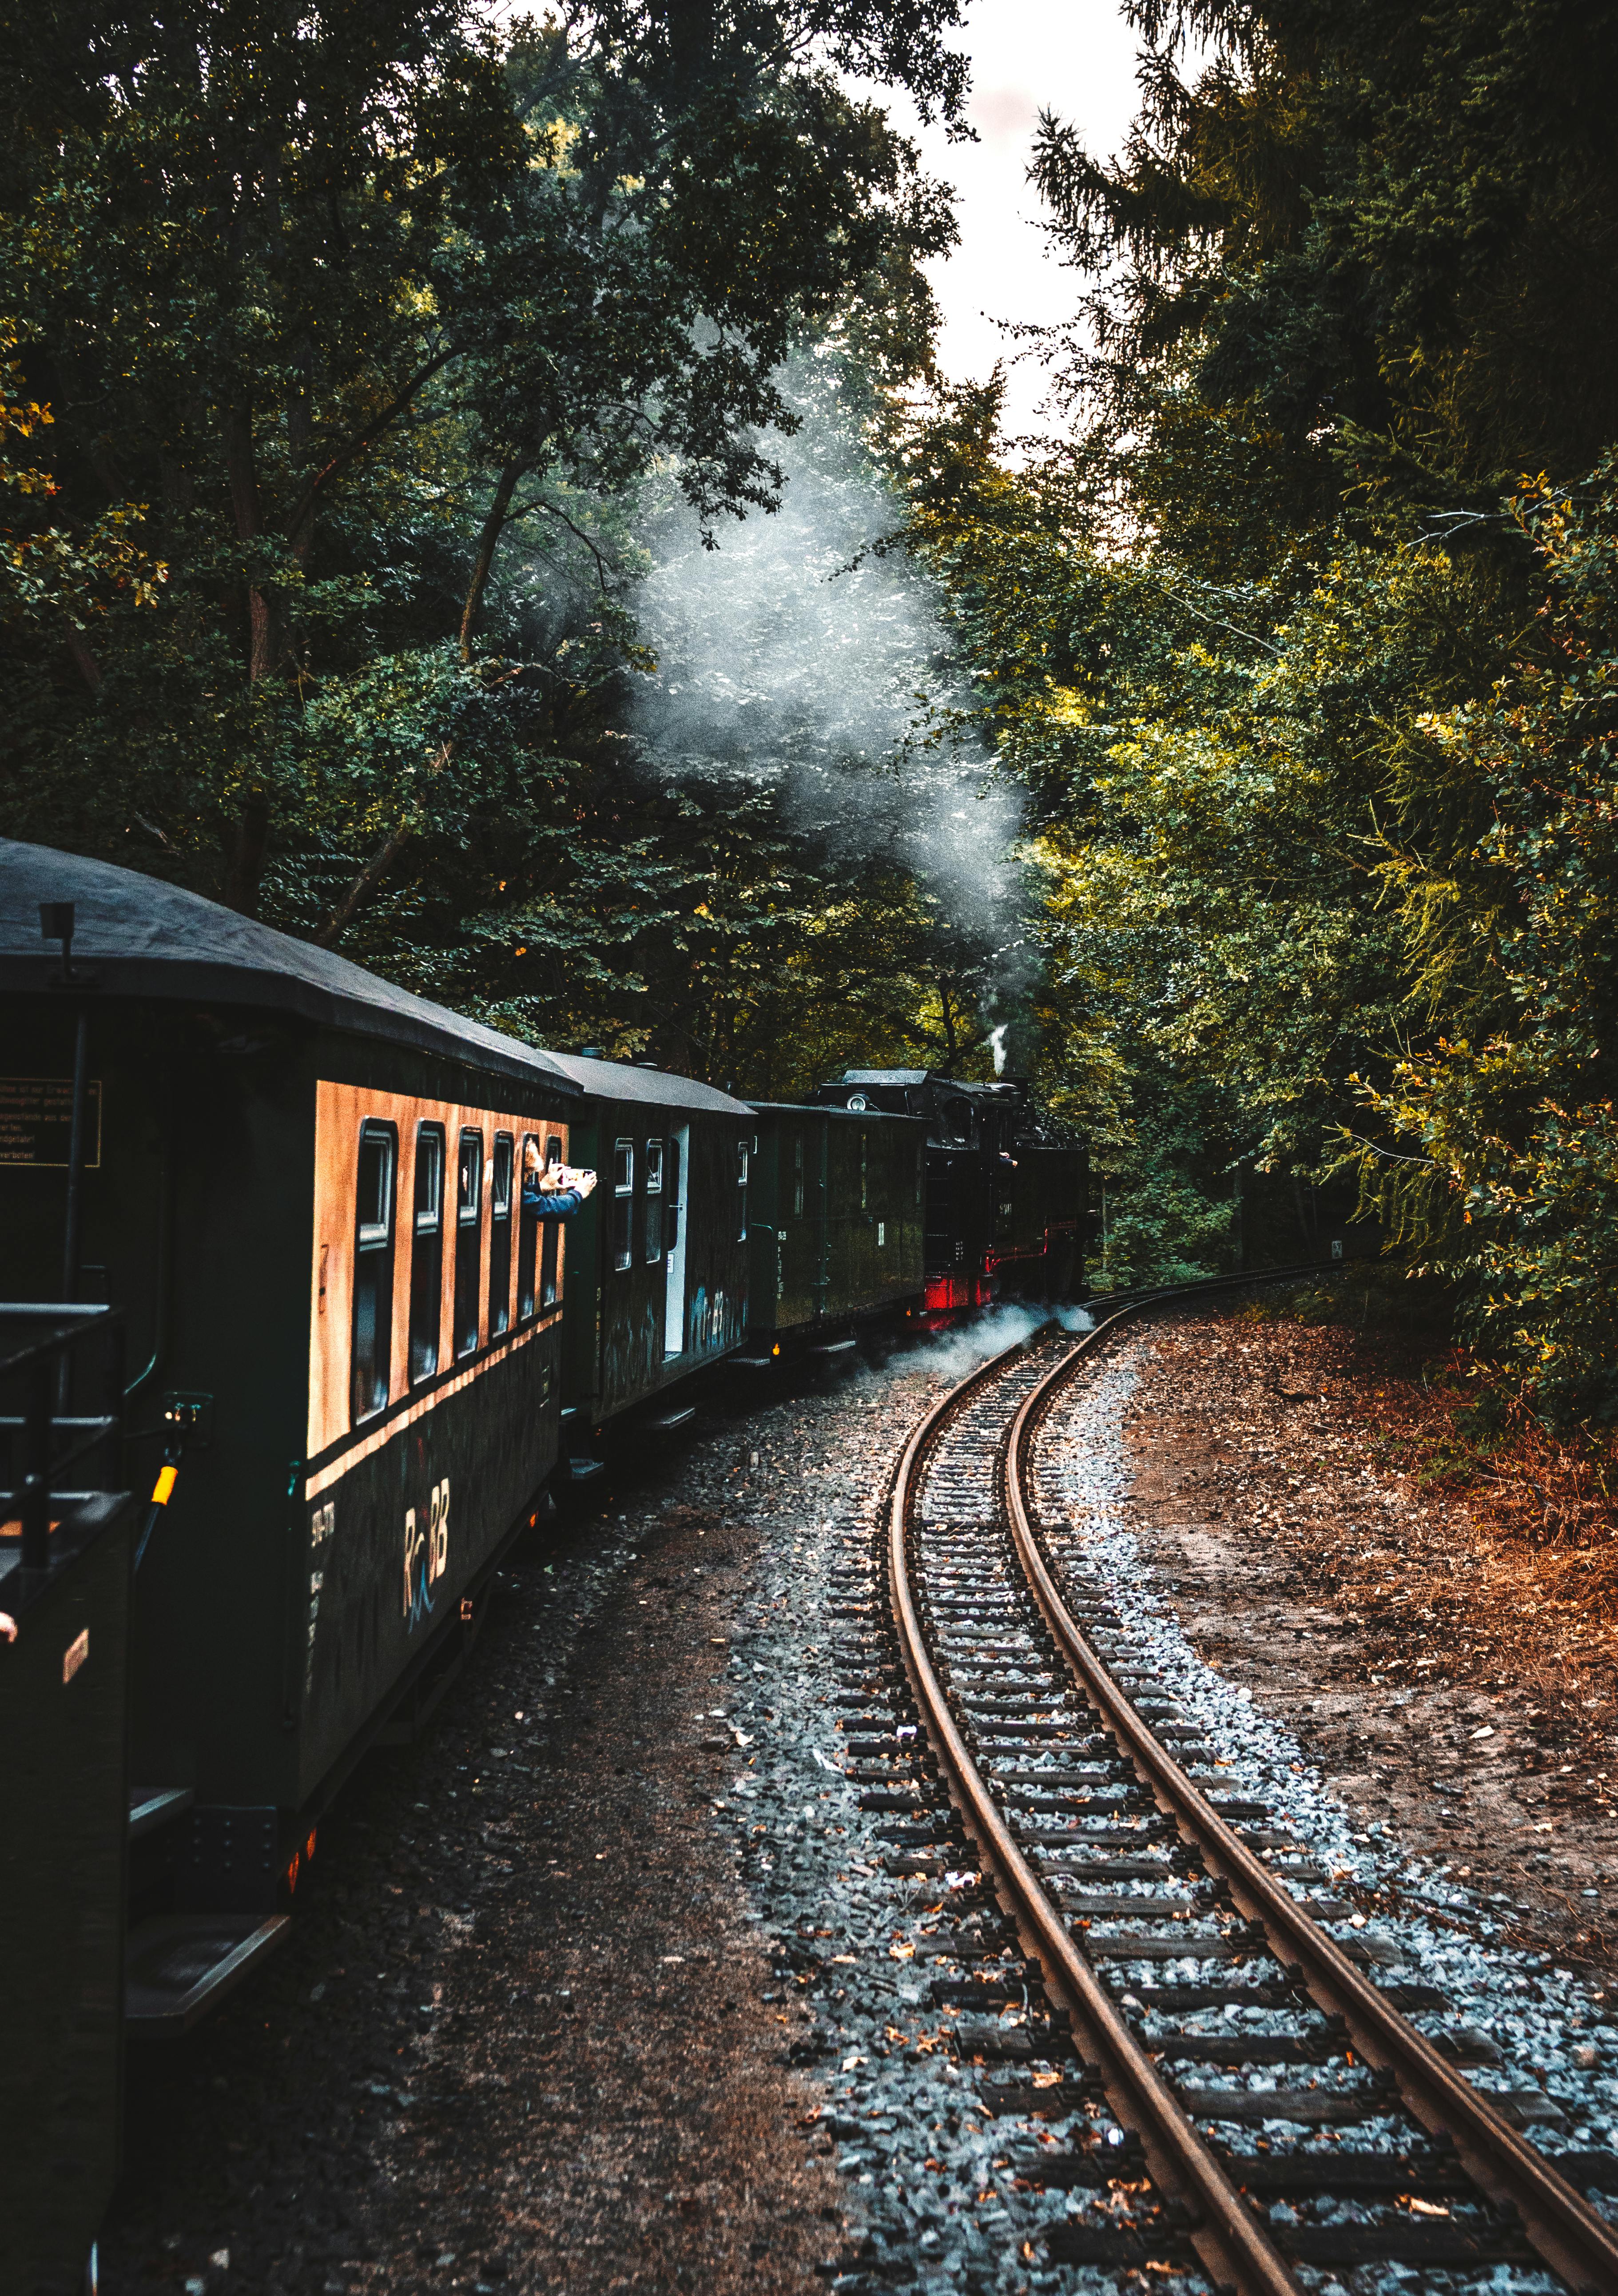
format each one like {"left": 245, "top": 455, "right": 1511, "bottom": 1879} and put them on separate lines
{"left": 663, "top": 1124, "right": 689, "bottom": 1356}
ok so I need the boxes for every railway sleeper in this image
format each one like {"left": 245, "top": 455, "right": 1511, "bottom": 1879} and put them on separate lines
{"left": 1232, "top": 2146, "right": 1474, "bottom": 2198}
{"left": 1041, "top": 2222, "right": 1198, "bottom": 2270}
{"left": 978, "top": 2080, "right": 1106, "bottom": 2124}
{"left": 1180, "top": 2078, "right": 1403, "bottom": 2125}
{"left": 1145, "top": 2028, "right": 1347, "bottom": 2068}
{"left": 930, "top": 1977, "right": 1047, "bottom": 2009}
{"left": 1274, "top": 2219, "right": 1540, "bottom": 2270}
{"left": 1042, "top": 1854, "right": 1186, "bottom": 1880}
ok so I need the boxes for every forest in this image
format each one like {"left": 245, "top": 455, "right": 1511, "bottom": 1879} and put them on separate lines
{"left": 4, "top": 1, "right": 1618, "bottom": 1411}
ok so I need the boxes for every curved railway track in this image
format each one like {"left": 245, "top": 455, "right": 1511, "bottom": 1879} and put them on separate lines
{"left": 882, "top": 1295, "right": 1618, "bottom": 2296}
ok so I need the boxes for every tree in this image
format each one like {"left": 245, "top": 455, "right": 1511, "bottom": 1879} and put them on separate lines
{"left": 0, "top": 0, "right": 960, "bottom": 923}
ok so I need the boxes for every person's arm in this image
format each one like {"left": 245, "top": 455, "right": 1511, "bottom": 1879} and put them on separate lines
{"left": 521, "top": 1151, "right": 597, "bottom": 1219}
{"left": 521, "top": 1182, "right": 585, "bottom": 1219}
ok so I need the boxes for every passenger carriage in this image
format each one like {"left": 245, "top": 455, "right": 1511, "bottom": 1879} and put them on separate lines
{"left": 740, "top": 1101, "right": 927, "bottom": 1360}
{"left": 1, "top": 840, "right": 585, "bottom": 2028}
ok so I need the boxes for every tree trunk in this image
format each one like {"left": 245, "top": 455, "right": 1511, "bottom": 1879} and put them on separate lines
{"left": 460, "top": 458, "right": 525, "bottom": 662}
{"left": 314, "top": 817, "right": 413, "bottom": 947}
{"left": 64, "top": 625, "right": 104, "bottom": 694}
{"left": 221, "top": 401, "right": 281, "bottom": 915}
{"left": 224, "top": 401, "right": 279, "bottom": 682}
{"left": 222, "top": 786, "right": 271, "bottom": 915}
{"left": 937, "top": 979, "right": 959, "bottom": 1069}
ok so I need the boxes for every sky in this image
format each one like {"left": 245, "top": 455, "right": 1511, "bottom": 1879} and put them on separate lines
{"left": 862, "top": 0, "right": 1147, "bottom": 440}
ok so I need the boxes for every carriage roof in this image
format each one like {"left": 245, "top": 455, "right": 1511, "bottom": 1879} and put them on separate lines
{"left": 0, "top": 840, "right": 581, "bottom": 1094}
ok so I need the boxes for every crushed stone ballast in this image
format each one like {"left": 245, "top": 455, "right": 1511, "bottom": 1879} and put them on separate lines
{"left": 712, "top": 1293, "right": 1618, "bottom": 2296}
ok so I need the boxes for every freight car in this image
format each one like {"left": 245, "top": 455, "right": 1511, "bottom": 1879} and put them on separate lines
{"left": 809, "top": 1069, "right": 1086, "bottom": 1311}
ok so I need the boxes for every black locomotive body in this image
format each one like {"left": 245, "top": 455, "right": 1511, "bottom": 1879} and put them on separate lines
{"left": 741, "top": 1102, "right": 927, "bottom": 1353}
{"left": 810, "top": 1069, "right": 1086, "bottom": 1311}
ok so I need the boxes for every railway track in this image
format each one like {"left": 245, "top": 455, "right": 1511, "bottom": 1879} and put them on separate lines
{"left": 877, "top": 1297, "right": 1618, "bottom": 2296}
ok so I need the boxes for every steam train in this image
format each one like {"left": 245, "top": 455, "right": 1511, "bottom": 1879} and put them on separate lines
{"left": 0, "top": 839, "right": 1083, "bottom": 2292}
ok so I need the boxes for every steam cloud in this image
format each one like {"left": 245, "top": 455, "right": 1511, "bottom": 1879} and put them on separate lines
{"left": 628, "top": 357, "right": 1027, "bottom": 964}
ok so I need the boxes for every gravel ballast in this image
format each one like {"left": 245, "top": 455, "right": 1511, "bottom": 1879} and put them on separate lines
{"left": 96, "top": 1301, "right": 1618, "bottom": 2296}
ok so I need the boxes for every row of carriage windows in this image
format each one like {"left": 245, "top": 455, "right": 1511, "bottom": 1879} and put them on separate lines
{"left": 350, "top": 1121, "right": 563, "bottom": 1429}
{"left": 608, "top": 1134, "right": 748, "bottom": 1272}
{"left": 352, "top": 1122, "right": 753, "bottom": 1426}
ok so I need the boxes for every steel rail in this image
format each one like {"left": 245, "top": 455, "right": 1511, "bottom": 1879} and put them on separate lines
{"left": 887, "top": 1331, "right": 1304, "bottom": 2296}
{"left": 1005, "top": 1300, "right": 1618, "bottom": 2296}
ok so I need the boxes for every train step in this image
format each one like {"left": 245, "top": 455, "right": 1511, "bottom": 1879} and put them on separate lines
{"left": 640, "top": 1405, "right": 696, "bottom": 1433}
{"left": 125, "top": 1911, "right": 290, "bottom": 2037}
{"left": 566, "top": 1456, "right": 605, "bottom": 1482}
{"left": 128, "top": 1784, "right": 195, "bottom": 1840}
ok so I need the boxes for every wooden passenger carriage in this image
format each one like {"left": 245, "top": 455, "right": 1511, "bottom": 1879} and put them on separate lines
{"left": 1, "top": 841, "right": 582, "bottom": 2024}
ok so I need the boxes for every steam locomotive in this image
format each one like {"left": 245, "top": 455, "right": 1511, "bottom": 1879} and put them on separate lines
{"left": 0, "top": 839, "right": 1083, "bottom": 2292}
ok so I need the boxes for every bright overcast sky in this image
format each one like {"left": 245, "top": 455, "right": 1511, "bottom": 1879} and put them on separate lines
{"left": 863, "top": 0, "right": 1146, "bottom": 440}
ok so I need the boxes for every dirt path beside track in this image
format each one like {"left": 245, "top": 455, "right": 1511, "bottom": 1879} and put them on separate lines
{"left": 1117, "top": 1303, "right": 1618, "bottom": 1976}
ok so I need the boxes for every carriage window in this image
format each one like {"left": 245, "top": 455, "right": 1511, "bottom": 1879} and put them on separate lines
{"left": 541, "top": 1134, "right": 564, "bottom": 1307}
{"left": 859, "top": 1134, "right": 868, "bottom": 1213}
{"left": 452, "top": 1129, "right": 484, "bottom": 1360}
{"left": 793, "top": 1134, "right": 804, "bottom": 1220}
{"left": 736, "top": 1136, "right": 749, "bottom": 1242}
{"left": 644, "top": 1137, "right": 664, "bottom": 1263}
{"left": 350, "top": 1120, "right": 396, "bottom": 1427}
{"left": 613, "top": 1137, "right": 634, "bottom": 1270}
{"left": 409, "top": 1123, "right": 445, "bottom": 1384}
{"left": 516, "top": 1134, "right": 539, "bottom": 1320}
{"left": 488, "top": 1132, "right": 513, "bottom": 1338}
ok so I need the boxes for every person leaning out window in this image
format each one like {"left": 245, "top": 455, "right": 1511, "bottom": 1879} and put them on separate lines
{"left": 521, "top": 1139, "right": 598, "bottom": 1219}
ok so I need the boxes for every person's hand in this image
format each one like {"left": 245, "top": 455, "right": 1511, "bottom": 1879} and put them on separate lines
{"left": 573, "top": 1169, "right": 598, "bottom": 1200}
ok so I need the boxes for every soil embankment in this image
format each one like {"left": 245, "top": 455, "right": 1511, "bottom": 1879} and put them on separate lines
{"left": 1120, "top": 1300, "right": 1618, "bottom": 1970}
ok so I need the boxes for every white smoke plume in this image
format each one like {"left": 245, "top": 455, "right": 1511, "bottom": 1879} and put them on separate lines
{"left": 908, "top": 1300, "right": 1093, "bottom": 1383}
{"left": 627, "top": 353, "right": 1026, "bottom": 954}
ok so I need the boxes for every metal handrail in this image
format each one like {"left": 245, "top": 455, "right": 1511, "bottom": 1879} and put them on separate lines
{"left": 0, "top": 1305, "right": 125, "bottom": 1572}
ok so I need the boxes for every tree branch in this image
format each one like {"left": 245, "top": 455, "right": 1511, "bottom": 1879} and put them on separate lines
{"left": 314, "top": 743, "right": 453, "bottom": 944}
{"left": 314, "top": 816, "right": 414, "bottom": 946}
{"left": 460, "top": 457, "right": 526, "bottom": 662}
{"left": 518, "top": 497, "right": 614, "bottom": 593}
{"left": 283, "top": 348, "right": 456, "bottom": 553}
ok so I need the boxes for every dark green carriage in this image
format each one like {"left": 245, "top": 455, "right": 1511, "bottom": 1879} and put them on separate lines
{"left": 0, "top": 1309, "right": 135, "bottom": 2296}
{"left": 545, "top": 1056, "right": 754, "bottom": 1458}
{"left": 743, "top": 1103, "right": 926, "bottom": 1351}
{"left": 811, "top": 1070, "right": 1086, "bottom": 1312}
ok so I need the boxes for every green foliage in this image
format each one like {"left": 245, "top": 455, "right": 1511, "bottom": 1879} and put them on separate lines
{"left": 894, "top": 0, "right": 1618, "bottom": 1390}
{"left": 1359, "top": 464, "right": 1618, "bottom": 1407}
{"left": 0, "top": 0, "right": 1007, "bottom": 1093}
